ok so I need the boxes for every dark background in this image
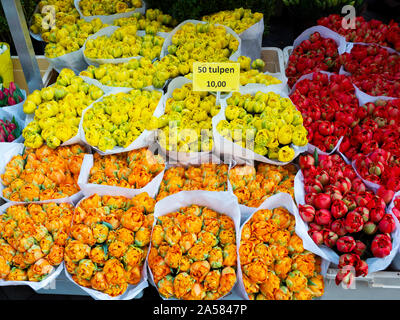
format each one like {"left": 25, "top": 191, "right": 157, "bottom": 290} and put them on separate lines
{"left": 0, "top": 0, "right": 398, "bottom": 300}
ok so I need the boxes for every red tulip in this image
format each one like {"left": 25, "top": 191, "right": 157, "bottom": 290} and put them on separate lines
{"left": 371, "top": 234, "right": 392, "bottom": 258}
{"left": 378, "top": 214, "right": 396, "bottom": 234}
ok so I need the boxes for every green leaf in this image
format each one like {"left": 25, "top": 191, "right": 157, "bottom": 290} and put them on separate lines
{"left": 313, "top": 148, "right": 319, "bottom": 167}
{"left": 101, "top": 221, "right": 114, "bottom": 230}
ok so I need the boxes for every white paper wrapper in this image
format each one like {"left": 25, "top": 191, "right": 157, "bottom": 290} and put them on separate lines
{"left": 0, "top": 198, "right": 75, "bottom": 291}
{"left": 0, "top": 109, "right": 24, "bottom": 144}
{"left": 78, "top": 86, "right": 165, "bottom": 155}
{"left": 0, "top": 142, "right": 85, "bottom": 205}
{"left": 213, "top": 84, "right": 308, "bottom": 165}
{"left": 235, "top": 192, "right": 330, "bottom": 300}
{"left": 155, "top": 77, "right": 223, "bottom": 166}
{"left": 46, "top": 48, "right": 88, "bottom": 75}
{"left": 147, "top": 190, "right": 241, "bottom": 300}
{"left": 237, "top": 17, "right": 264, "bottom": 61}
{"left": 64, "top": 193, "right": 150, "bottom": 300}
{"left": 160, "top": 20, "right": 241, "bottom": 62}
{"left": 294, "top": 170, "right": 400, "bottom": 273}
{"left": 2, "top": 89, "right": 26, "bottom": 121}
{"left": 82, "top": 26, "right": 167, "bottom": 67}
{"left": 77, "top": 152, "right": 165, "bottom": 198}
{"left": 74, "top": 0, "right": 146, "bottom": 25}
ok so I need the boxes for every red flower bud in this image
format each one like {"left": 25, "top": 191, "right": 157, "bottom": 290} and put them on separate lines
{"left": 377, "top": 187, "right": 395, "bottom": 205}
{"left": 336, "top": 236, "right": 357, "bottom": 253}
{"left": 355, "top": 259, "right": 369, "bottom": 277}
{"left": 378, "top": 214, "right": 396, "bottom": 234}
{"left": 323, "top": 229, "right": 339, "bottom": 248}
{"left": 344, "top": 211, "right": 364, "bottom": 233}
{"left": 330, "top": 199, "right": 348, "bottom": 219}
{"left": 299, "top": 154, "right": 315, "bottom": 170}
{"left": 313, "top": 193, "right": 331, "bottom": 210}
{"left": 371, "top": 234, "right": 392, "bottom": 258}
{"left": 330, "top": 218, "right": 347, "bottom": 236}
{"left": 314, "top": 209, "right": 332, "bottom": 226}
{"left": 353, "top": 240, "right": 367, "bottom": 257}
{"left": 299, "top": 204, "right": 315, "bottom": 223}
{"left": 370, "top": 207, "right": 385, "bottom": 223}
{"left": 308, "top": 229, "right": 324, "bottom": 246}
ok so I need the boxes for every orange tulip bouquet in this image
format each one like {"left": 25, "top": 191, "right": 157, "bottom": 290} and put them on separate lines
{"left": 148, "top": 190, "right": 240, "bottom": 300}
{"left": 0, "top": 200, "right": 74, "bottom": 290}
{"left": 0, "top": 143, "right": 88, "bottom": 203}
{"left": 64, "top": 192, "right": 155, "bottom": 299}
{"left": 228, "top": 162, "right": 297, "bottom": 221}
{"left": 78, "top": 147, "right": 165, "bottom": 198}
{"left": 237, "top": 193, "right": 326, "bottom": 300}
{"left": 156, "top": 162, "right": 229, "bottom": 202}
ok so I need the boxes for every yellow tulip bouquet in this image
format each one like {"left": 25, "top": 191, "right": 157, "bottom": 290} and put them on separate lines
{"left": 22, "top": 68, "right": 104, "bottom": 149}
{"left": 84, "top": 25, "right": 165, "bottom": 65}
{"left": 81, "top": 88, "right": 162, "bottom": 153}
{"left": 214, "top": 90, "right": 308, "bottom": 164}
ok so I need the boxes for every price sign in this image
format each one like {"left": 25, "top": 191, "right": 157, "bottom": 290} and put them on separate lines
{"left": 193, "top": 62, "right": 240, "bottom": 92}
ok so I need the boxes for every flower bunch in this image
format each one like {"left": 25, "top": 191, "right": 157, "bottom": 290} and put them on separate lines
{"left": 298, "top": 152, "right": 396, "bottom": 287}
{"left": 30, "top": 0, "right": 79, "bottom": 38}
{"left": 236, "top": 55, "right": 281, "bottom": 87}
{"left": 88, "top": 147, "right": 165, "bottom": 189}
{"left": 166, "top": 22, "right": 240, "bottom": 69}
{"left": 0, "top": 82, "right": 25, "bottom": 107}
{"left": 82, "top": 89, "right": 162, "bottom": 151}
{"left": 285, "top": 32, "right": 341, "bottom": 88}
{"left": 317, "top": 14, "right": 400, "bottom": 52}
{"left": 340, "top": 44, "right": 400, "bottom": 98}
{"left": 201, "top": 8, "right": 263, "bottom": 35}
{"left": 44, "top": 18, "right": 108, "bottom": 58}
{"left": 113, "top": 9, "right": 177, "bottom": 34}
{"left": 229, "top": 163, "right": 297, "bottom": 208}
{"left": 0, "top": 117, "right": 21, "bottom": 142}
{"left": 0, "top": 202, "right": 74, "bottom": 282}
{"left": 353, "top": 149, "right": 400, "bottom": 196}
{"left": 217, "top": 91, "right": 307, "bottom": 162}
{"left": 79, "top": 0, "right": 142, "bottom": 16}
{"left": 1, "top": 144, "right": 86, "bottom": 202}
{"left": 80, "top": 56, "right": 172, "bottom": 89}
{"left": 149, "top": 204, "right": 237, "bottom": 300}
{"left": 157, "top": 83, "right": 220, "bottom": 153}
{"left": 84, "top": 25, "right": 165, "bottom": 61}
{"left": 289, "top": 72, "right": 359, "bottom": 153}
{"left": 240, "top": 207, "right": 324, "bottom": 300}
{"left": 65, "top": 192, "right": 155, "bottom": 297}
{"left": 22, "top": 69, "right": 104, "bottom": 149}
{"left": 156, "top": 163, "right": 229, "bottom": 201}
